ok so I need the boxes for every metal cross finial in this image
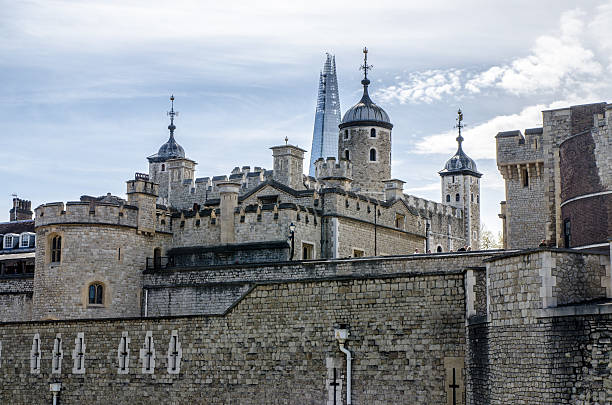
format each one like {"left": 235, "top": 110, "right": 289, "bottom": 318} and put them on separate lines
{"left": 454, "top": 108, "right": 465, "bottom": 148}
{"left": 285, "top": 136, "right": 288, "bottom": 145}
{"left": 167, "top": 95, "right": 179, "bottom": 137}
{"left": 359, "top": 47, "right": 373, "bottom": 81}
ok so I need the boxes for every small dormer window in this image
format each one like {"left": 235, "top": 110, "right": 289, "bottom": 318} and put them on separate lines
{"left": 3, "top": 235, "right": 14, "bottom": 249}
{"left": 20, "top": 234, "right": 31, "bottom": 248}
{"left": 370, "top": 128, "right": 376, "bottom": 138}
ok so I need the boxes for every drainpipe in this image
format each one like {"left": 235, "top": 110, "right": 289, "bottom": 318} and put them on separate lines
{"left": 373, "top": 201, "right": 378, "bottom": 256}
{"left": 49, "top": 382, "right": 61, "bottom": 405}
{"left": 320, "top": 193, "right": 325, "bottom": 259}
{"left": 144, "top": 289, "right": 148, "bottom": 317}
{"left": 334, "top": 329, "right": 352, "bottom": 405}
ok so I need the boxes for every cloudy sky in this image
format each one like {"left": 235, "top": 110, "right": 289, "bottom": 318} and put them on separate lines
{"left": 2, "top": 0, "right": 612, "bottom": 236}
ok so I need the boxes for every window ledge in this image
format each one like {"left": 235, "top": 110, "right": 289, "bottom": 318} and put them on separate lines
{"left": 87, "top": 304, "right": 105, "bottom": 308}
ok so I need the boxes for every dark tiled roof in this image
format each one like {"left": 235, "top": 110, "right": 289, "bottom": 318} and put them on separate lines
{"left": 0, "top": 220, "right": 35, "bottom": 234}
{"left": 340, "top": 81, "right": 392, "bottom": 129}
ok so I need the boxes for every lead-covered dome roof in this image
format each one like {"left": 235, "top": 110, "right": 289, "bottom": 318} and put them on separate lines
{"left": 439, "top": 136, "right": 482, "bottom": 177}
{"left": 339, "top": 78, "right": 392, "bottom": 130}
{"left": 157, "top": 133, "right": 185, "bottom": 159}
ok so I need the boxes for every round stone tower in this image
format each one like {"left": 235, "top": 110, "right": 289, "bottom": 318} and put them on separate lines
{"left": 439, "top": 109, "right": 482, "bottom": 249}
{"left": 338, "top": 48, "right": 393, "bottom": 199}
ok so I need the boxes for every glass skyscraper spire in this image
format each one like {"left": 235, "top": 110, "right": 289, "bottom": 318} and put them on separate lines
{"left": 309, "top": 53, "right": 341, "bottom": 176}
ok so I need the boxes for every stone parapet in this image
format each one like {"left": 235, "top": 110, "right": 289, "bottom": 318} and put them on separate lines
{"left": 35, "top": 202, "right": 140, "bottom": 230}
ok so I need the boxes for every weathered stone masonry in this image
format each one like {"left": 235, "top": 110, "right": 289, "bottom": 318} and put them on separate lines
{"left": 1, "top": 254, "right": 473, "bottom": 405}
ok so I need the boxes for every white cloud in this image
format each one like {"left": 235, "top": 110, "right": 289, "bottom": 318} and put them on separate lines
{"left": 465, "top": 9, "right": 603, "bottom": 95}
{"left": 405, "top": 182, "right": 440, "bottom": 193}
{"left": 375, "top": 69, "right": 463, "bottom": 104}
{"left": 414, "top": 98, "right": 591, "bottom": 160}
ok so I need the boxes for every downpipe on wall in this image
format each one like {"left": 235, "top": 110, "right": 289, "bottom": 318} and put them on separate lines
{"left": 335, "top": 329, "right": 352, "bottom": 405}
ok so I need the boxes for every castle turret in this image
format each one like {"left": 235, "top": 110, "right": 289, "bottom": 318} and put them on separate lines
{"left": 271, "top": 143, "right": 306, "bottom": 190}
{"left": 314, "top": 157, "right": 352, "bottom": 191}
{"left": 338, "top": 48, "right": 392, "bottom": 199}
{"left": 147, "top": 96, "right": 196, "bottom": 207}
{"left": 439, "top": 109, "right": 482, "bottom": 249}
{"left": 126, "top": 173, "right": 159, "bottom": 235}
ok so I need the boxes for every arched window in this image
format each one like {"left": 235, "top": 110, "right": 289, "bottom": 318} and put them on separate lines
{"left": 343, "top": 130, "right": 349, "bottom": 140}
{"left": 455, "top": 194, "right": 460, "bottom": 202}
{"left": 50, "top": 235, "right": 61, "bottom": 263}
{"left": 437, "top": 246, "right": 443, "bottom": 253}
{"left": 446, "top": 194, "right": 450, "bottom": 202}
{"left": 161, "top": 164, "right": 165, "bottom": 172}
{"left": 369, "top": 148, "right": 377, "bottom": 161}
{"left": 471, "top": 193, "right": 474, "bottom": 202}
{"left": 370, "top": 128, "right": 376, "bottom": 138}
{"left": 344, "top": 150, "right": 350, "bottom": 160}
{"left": 88, "top": 283, "right": 103, "bottom": 305}
{"left": 477, "top": 195, "right": 480, "bottom": 204}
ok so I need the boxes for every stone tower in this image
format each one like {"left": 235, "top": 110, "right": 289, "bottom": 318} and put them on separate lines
{"left": 338, "top": 48, "right": 393, "bottom": 199}
{"left": 439, "top": 109, "right": 482, "bottom": 249}
{"left": 271, "top": 143, "right": 306, "bottom": 190}
{"left": 309, "top": 53, "right": 341, "bottom": 176}
{"left": 147, "top": 96, "right": 196, "bottom": 206}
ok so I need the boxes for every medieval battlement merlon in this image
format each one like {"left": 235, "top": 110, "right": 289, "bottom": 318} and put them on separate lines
{"left": 34, "top": 201, "right": 140, "bottom": 229}
{"left": 314, "top": 157, "right": 352, "bottom": 191}
{"left": 127, "top": 174, "right": 159, "bottom": 197}
{"left": 404, "top": 194, "right": 462, "bottom": 219}
{"left": 314, "top": 157, "right": 352, "bottom": 179}
{"left": 496, "top": 128, "right": 545, "bottom": 181}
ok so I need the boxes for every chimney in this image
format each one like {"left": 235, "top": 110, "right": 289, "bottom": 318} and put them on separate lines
{"left": 218, "top": 181, "right": 241, "bottom": 244}
{"left": 383, "top": 179, "right": 405, "bottom": 202}
{"left": 10, "top": 198, "right": 33, "bottom": 221}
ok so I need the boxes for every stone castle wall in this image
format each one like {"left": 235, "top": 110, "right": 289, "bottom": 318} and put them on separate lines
{"left": 33, "top": 218, "right": 172, "bottom": 320}
{"left": 498, "top": 102, "right": 610, "bottom": 249}
{"left": 0, "top": 276, "right": 33, "bottom": 322}
{"left": 466, "top": 249, "right": 611, "bottom": 404}
{"left": 0, "top": 264, "right": 467, "bottom": 405}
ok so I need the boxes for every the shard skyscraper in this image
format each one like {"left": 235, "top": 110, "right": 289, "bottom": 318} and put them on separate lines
{"left": 309, "top": 53, "right": 341, "bottom": 176}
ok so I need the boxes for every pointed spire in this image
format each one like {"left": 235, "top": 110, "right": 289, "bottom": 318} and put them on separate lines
{"left": 455, "top": 108, "right": 464, "bottom": 151}
{"left": 167, "top": 95, "right": 179, "bottom": 139}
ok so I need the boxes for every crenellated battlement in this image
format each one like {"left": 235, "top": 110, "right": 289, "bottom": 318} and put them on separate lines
{"left": 35, "top": 201, "right": 140, "bottom": 229}
{"left": 403, "top": 194, "right": 462, "bottom": 219}
{"left": 496, "top": 128, "right": 545, "bottom": 166}
{"left": 315, "top": 157, "right": 352, "bottom": 179}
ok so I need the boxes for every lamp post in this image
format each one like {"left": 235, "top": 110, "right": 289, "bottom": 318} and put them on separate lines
{"left": 49, "top": 382, "right": 61, "bottom": 405}
{"left": 289, "top": 222, "right": 296, "bottom": 260}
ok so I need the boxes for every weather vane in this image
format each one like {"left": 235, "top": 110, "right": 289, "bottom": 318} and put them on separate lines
{"left": 359, "top": 47, "right": 373, "bottom": 81}
{"left": 167, "top": 95, "right": 179, "bottom": 136}
{"left": 454, "top": 108, "right": 465, "bottom": 146}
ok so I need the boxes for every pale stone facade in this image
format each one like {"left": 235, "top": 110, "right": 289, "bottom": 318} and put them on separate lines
{"left": 497, "top": 102, "right": 611, "bottom": 253}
